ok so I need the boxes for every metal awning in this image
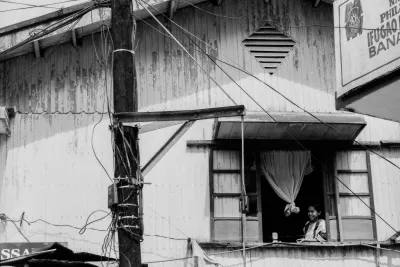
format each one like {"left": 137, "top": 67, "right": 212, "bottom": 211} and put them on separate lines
{"left": 213, "top": 112, "right": 366, "bottom": 141}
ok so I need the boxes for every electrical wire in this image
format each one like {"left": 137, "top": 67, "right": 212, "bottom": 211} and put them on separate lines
{"left": 91, "top": 14, "right": 115, "bottom": 183}
{"left": 143, "top": 3, "right": 400, "bottom": 172}
{"left": 142, "top": 240, "right": 400, "bottom": 265}
{"left": 0, "top": 0, "right": 59, "bottom": 10}
{"left": 138, "top": 0, "right": 400, "bottom": 239}
{"left": 173, "top": 0, "right": 399, "bottom": 32}
{"left": 1, "top": 215, "right": 31, "bottom": 242}
{"left": 0, "top": 0, "right": 84, "bottom": 13}
{"left": 79, "top": 210, "right": 111, "bottom": 235}
{"left": 141, "top": 1, "right": 277, "bottom": 124}
{"left": 136, "top": 0, "right": 238, "bottom": 106}
{"left": 362, "top": 243, "right": 400, "bottom": 254}
{"left": 0, "top": 2, "right": 96, "bottom": 58}
{"left": 143, "top": 234, "right": 187, "bottom": 241}
{"left": 15, "top": 111, "right": 108, "bottom": 115}
{"left": 0, "top": 1, "right": 102, "bottom": 101}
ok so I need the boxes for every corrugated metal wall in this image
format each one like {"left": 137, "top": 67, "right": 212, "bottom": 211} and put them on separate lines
{"left": 0, "top": 25, "right": 113, "bottom": 254}
{"left": 0, "top": 114, "right": 113, "bottom": 254}
{"left": 136, "top": 0, "right": 336, "bottom": 112}
{"left": 205, "top": 246, "right": 400, "bottom": 267}
{"left": 0, "top": 0, "right": 400, "bottom": 265}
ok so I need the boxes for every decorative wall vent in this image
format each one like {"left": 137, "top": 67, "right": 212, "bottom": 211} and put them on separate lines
{"left": 242, "top": 24, "right": 296, "bottom": 74}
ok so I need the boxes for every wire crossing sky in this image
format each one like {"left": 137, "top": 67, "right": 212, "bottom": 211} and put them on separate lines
{"left": 0, "top": 0, "right": 87, "bottom": 27}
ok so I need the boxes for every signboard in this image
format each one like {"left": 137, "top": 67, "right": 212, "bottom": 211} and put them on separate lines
{"left": 0, "top": 242, "right": 68, "bottom": 260}
{"left": 335, "top": 0, "right": 400, "bottom": 97}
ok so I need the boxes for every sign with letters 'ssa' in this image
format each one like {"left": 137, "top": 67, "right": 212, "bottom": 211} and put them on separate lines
{"left": 335, "top": 0, "right": 400, "bottom": 97}
{"left": 0, "top": 242, "right": 68, "bottom": 260}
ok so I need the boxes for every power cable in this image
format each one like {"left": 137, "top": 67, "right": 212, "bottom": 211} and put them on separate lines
{"left": 139, "top": 0, "right": 400, "bottom": 238}
{"left": 0, "top": 0, "right": 83, "bottom": 12}
{"left": 0, "top": 0, "right": 59, "bottom": 10}
{"left": 0, "top": 1, "right": 99, "bottom": 99}
{"left": 0, "top": 2, "right": 96, "bottom": 58}
{"left": 144, "top": 3, "right": 400, "bottom": 173}
{"left": 0, "top": 215, "right": 31, "bottom": 242}
{"left": 174, "top": 0, "right": 399, "bottom": 32}
{"left": 79, "top": 210, "right": 111, "bottom": 235}
{"left": 142, "top": 1, "right": 277, "bottom": 124}
{"left": 136, "top": 0, "right": 238, "bottom": 106}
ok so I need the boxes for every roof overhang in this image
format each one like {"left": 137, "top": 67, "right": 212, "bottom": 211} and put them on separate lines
{"left": 336, "top": 68, "right": 400, "bottom": 123}
{"left": 0, "top": 0, "right": 207, "bottom": 62}
{"left": 213, "top": 112, "right": 366, "bottom": 141}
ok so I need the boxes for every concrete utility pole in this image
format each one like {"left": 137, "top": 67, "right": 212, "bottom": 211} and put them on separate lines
{"left": 111, "top": 0, "right": 142, "bottom": 266}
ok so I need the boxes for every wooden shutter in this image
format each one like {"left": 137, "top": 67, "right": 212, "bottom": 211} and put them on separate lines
{"left": 210, "top": 149, "right": 261, "bottom": 242}
{"left": 328, "top": 150, "right": 377, "bottom": 241}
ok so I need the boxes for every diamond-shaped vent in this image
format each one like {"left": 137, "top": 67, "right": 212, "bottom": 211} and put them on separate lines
{"left": 243, "top": 24, "right": 296, "bottom": 74}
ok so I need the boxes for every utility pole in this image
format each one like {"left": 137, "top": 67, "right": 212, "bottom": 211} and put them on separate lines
{"left": 111, "top": 0, "right": 142, "bottom": 266}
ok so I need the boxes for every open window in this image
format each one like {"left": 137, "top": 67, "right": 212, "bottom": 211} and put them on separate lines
{"left": 326, "top": 150, "right": 377, "bottom": 241}
{"left": 209, "top": 148, "right": 377, "bottom": 243}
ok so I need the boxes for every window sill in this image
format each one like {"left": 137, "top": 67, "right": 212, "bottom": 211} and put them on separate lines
{"left": 199, "top": 240, "right": 396, "bottom": 249}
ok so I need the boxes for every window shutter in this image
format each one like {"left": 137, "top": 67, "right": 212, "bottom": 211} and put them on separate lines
{"left": 210, "top": 150, "right": 261, "bottom": 242}
{"left": 329, "top": 150, "right": 377, "bottom": 241}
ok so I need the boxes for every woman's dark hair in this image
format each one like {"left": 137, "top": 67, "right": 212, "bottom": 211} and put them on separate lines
{"left": 309, "top": 204, "right": 323, "bottom": 213}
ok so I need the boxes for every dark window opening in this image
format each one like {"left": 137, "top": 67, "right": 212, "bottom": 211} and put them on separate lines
{"left": 260, "top": 154, "right": 324, "bottom": 243}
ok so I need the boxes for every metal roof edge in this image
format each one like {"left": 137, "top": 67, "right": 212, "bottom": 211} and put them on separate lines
{"left": 0, "top": 2, "right": 94, "bottom": 36}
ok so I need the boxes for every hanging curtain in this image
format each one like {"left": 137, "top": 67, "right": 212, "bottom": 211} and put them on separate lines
{"left": 260, "top": 151, "right": 313, "bottom": 217}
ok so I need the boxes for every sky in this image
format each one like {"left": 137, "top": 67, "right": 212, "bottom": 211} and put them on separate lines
{"left": 0, "top": 0, "right": 87, "bottom": 28}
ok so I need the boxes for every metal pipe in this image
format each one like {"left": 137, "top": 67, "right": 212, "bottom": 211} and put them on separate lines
{"left": 241, "top": 115, "right": 247, "bottom": 267}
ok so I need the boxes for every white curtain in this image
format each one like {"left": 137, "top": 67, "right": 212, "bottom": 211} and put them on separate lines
{"left": 260, "top": 151, "right": 312, "bottom": 217}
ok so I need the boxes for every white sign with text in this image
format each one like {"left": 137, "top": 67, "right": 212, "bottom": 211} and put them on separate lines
{"left": 335, "top": 0, "right": 400, "bottom": 96}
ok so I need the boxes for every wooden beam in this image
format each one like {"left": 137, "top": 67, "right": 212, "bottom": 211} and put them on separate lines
{"left": 168, "top": 0, "right": 178, "bottom": 18}
{"left": 32, "top": 40, "right": 41, "bottom": 58}
{"left": 139, "top": 121, "right": 184, "bottom": 134}
{"left": 115, "top": 105, "right": 246, "bottom": 123}
{"left": 380, "top": 140, "right": 400, "bottom": 147}
{"left": 314, "top": 0, "right": 322, "bottom": 7}
{"left": 141, "top": 120, "right": 195, "bottom": 176}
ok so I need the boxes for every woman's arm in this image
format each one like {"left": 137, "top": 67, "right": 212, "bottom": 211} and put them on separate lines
{"left": 318, "top": 232, "right": 327, "bottom": 240}
{"left": 316, "top": 220, "right": 327, "bottom": 240}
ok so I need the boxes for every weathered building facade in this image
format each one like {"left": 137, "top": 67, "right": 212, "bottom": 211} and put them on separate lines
{"left": 1, "top": 0, "right": 400, "bottom": 266}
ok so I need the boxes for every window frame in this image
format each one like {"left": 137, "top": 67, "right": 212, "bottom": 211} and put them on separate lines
{"left": 209, "top": 148, "right": 263, "bottom": 243}
{"left": 209, "top": 146, "right": 377, "bottom": 243}
{"left": 326, "top": 150, "right": 377, "bottom": 242}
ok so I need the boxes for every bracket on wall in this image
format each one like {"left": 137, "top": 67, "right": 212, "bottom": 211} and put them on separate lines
{"left": 71, "top": 29, "right": 82, "bottom": 48}
{"left": 168, "top": 0, "right": 178, "bottom": 18}
{"left": 32, "top": 40, "right": 41, "bottom": 59}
